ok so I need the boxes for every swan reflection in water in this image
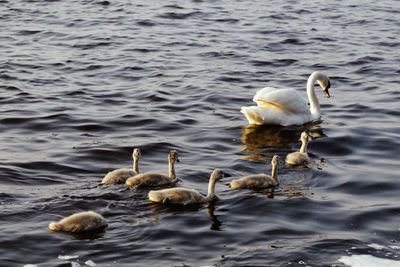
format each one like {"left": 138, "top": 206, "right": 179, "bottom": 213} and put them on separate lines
{"left": 240, "top": 123, "right": 326, "bottom": 157}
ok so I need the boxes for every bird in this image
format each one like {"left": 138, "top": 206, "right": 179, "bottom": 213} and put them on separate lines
{"left": 48, "top": 211, "right": 107, "bottom": 233}
{"left": 101, "top": 148, "right": 141, "bottom": 184}
{"left": 230, "top": 155, "right": 279, "bottom": 189}
{"left": 125, "top": 150, "right": 179, "bottom": 188}
{"left": 241, "top": 71, "right": 331, "bottom": 126}
{"left": 148, "top": 169, "right": 224, "bottom": 205}
{"left": 286, "top": 132, "right": 311, "bottom": 166}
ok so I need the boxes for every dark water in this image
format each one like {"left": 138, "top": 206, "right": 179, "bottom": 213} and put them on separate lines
{"left": 1, "top": 0, "right": 400, "bottom": 266}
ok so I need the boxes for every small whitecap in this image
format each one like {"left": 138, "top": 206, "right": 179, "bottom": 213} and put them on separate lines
{"left": 58, "top": 255, "right": 79, "bottom": 260}
{"left": 85, "top": 260, "right": 96, "bottom": 266}
{"left": 368, "top": 243, "right": 386, "bottom": 250}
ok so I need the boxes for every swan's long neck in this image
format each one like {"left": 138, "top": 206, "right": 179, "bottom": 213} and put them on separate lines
{"left": 168, "top": 160, "right": 176, "bottom": 179}
{"left": 133, "top": 156, "right": 139, "bottom": 173}
{"left": 300, "top": 137, "right": 309, "bottom": 153}
{"left": 271, "top": 163, "right": 278, "bottom": 182}
{"left": 307, "top": 73, "right": 321, "bottom": 116}
{"left": 206, "top": 177, "right": 217, "bottom": 201}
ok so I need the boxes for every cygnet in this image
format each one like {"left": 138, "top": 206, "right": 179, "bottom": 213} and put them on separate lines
{"left": 230, "top": 155, "right": 279, "bottom": 189}
{"left": 285, "top": 132, "right": 310, "bottom": 166}
{"left": 102, "top": 148, "right": 141, "bottom": 184}
{"left": 126, "top": 150, "right": 179, "bottom": 188}
{"left": 48, "top": 211, "right": 107, "bottom": 233}
{"left": 148, "top": 169, "right": 224, "bottom": 205}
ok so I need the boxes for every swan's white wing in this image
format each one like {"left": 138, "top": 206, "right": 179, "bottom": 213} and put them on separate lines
{"left": 253, "top": 88, "right": 310, "bottom": 115}
{"left": 252, "top": 87, "right": 278, "bottom": 101}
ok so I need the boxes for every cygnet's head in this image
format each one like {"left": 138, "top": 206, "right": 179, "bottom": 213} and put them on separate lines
{"left": 271, "top": 155, "right": 279, "bottom": 166}
{"left": 300, "top": 132, "right": 310, "bottom": 143}
{"left": 48, "top": 222, "right": 61, "bottom": 232}
{"left": 315, "top": 72, "right": 331, "bottom": 98}
{"left": 169, "top": 150, "right": 180, "bottom": 163}
{"left": 211, "top": 169, "right": 224, "bottom": 181}
{"left": 133, "top": 148, "right": 141, "bottom": 159}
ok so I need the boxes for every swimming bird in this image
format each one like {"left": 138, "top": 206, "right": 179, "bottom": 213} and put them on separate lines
{"left": 241, "top": 71, "right": 331, "bottom": 126}
{"left": 125, "top": 150, "right": 179, "bottom": 188}
{"left": 148, "top": 169, "right": 224, "bottom": 205}
{"left": 101, "top": 148, "right": 141, "bottom": 184}
{"left": 285, "top": 132, "right": 310, "bottom": 166}
{"left": 48, "top": 211, "right": 107, "bottom": 233}
{"left": 230, "top": 155, "right": 279, "bottom": 189}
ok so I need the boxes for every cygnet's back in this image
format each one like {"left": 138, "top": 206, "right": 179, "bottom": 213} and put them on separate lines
{"left": 48, "top": 211, "right": 107, "bottom": 233}
{"left": 149, "top": 188, "right": 204, "bottom": 205}
{"left": 102, "top": 148, "right": 141, "bottom": 184}
{"left": 148, "top": 169, "right": 224, "bottom": 205}
{"left": 285, "top": 152, "right": 309, "bottom": 166}
{"left": 286, "top": 132, "right": 310, "bottom": 166}
{"left": 126, "top": 150, "right": 179, "bottom": 188}
{"left": 230, "top": 155, "right": 279, "bottom": 190}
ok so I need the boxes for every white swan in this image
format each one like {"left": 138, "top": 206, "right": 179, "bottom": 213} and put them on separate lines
{"left": 230, "top": 155, "right": 279, "bottom": 189}
{"left": 148, "top": 169, "right": 224, "bottom": 205}
{"left": 101, "top": 148, "right": 141, "bottom": 184}
{"left": 285, "top": 132, "right": 310, "bottom": 166}
{"left": 48, "top": 211, "right": 107, "bottom": 233}
{"left": 125, "top": 150, "right": 179, "bottom": 188}
{"left": 241, "top": 71, "right": 331, "bottom": 126}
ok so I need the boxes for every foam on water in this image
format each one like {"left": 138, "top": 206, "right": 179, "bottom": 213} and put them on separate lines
{"left": 338, "top": 255, "right": 400, "bottom": 267}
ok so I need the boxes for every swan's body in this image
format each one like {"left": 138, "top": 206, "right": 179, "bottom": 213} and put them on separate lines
{"left": 286, "top": 132, "right": 310, "bottom": 166}
{"left": 230, "top": 155, "right": 279, "bottom": 189}
{"left": 48, "top": 211, "right": 107, "bottom": 233}
{"left": 102, "top": 148, "right": 141, "bottom": 184}
{"left": 241, "top": 71, "right": 331, "bottom": 126}
{"left": 126, "top": 150, "right": 179, "bottom": 188}
{"left": 148, "top": 169, "right": 224, "bottom": 205}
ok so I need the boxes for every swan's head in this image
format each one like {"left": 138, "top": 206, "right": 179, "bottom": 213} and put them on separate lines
{"left": 210, "top": 169, "right": 224, "bottom": 182}
{"left": 300, "top": 132, "right": 310, "bottom": 143}
{"left": 169, "top": 150, "right": 180, "bottom": 163}
{"left": 133, "top": 148, "right": 141, "bottom": 159}
{"left": 315, "top": 72, "right": 331, "bottom": 98}
{"left": 271, "top": 155, "right": 279, "bottom": 166}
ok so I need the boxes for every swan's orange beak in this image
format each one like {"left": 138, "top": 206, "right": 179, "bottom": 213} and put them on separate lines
{"left": 324, "top": 80, "right": 331, "bottom": 98}
{"left": 324, "top": 88, "right": 330, "bottom": 98}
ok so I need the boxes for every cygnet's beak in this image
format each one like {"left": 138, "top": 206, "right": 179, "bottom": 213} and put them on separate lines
{"left": 222, "top": 171, "right": 231, "bottom": 178}
{"left": 176, "top": 158, "right": 180, "bottom": 163}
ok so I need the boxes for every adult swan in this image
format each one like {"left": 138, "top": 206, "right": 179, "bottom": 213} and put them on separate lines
{"left": 241, "top": 71, "right": 331, "bottom": 126}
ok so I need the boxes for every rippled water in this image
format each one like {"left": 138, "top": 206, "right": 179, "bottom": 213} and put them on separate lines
{"left": 1, "top": 0, "right": 400, "bottom": 266}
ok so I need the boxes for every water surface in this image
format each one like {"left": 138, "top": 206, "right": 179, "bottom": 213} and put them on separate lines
{"left": 1, "top": 0, "right": 400, "bottom": 266}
